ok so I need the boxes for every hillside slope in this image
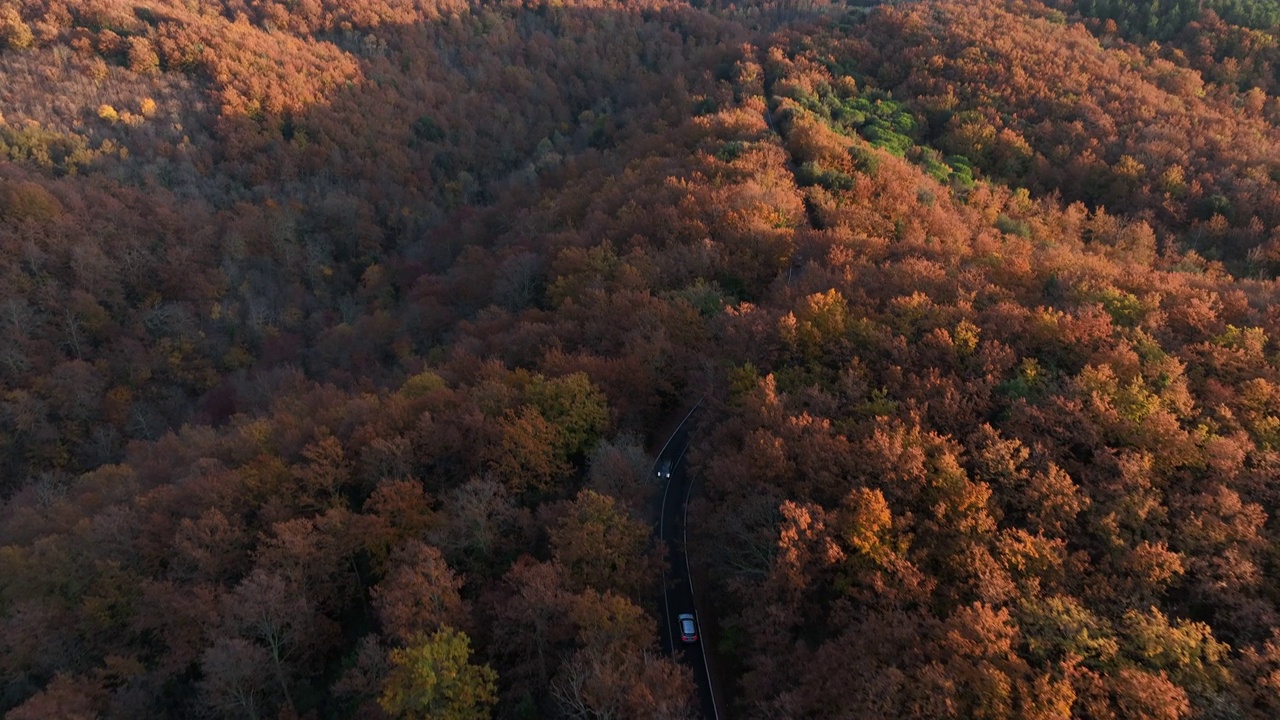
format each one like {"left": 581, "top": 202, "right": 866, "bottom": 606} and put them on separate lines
{"left": 5, "top": 0, "right": 1280, "bottom": 718}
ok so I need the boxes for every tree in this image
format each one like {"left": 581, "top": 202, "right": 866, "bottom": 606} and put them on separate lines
{"left": 431, "top": 476, "right": 524, "bottom": 574}
{"left": 294, "top": 433, "right": 352, "bottom": 511}
{"left": 223, "top": 569, "right": 320, "bottom": 715}
{"left": 525, "top": 372, "right": 611, "bottom": 458}
{"left": 490, "top": 407, "right": 573, "bottom": 496}
{"left": 331, "top": 635, "right": 390, "bottom": 707}
{"left": 553, "top": 589, "right": 696, "bottom": 720}
{"left": 1, "top": 181, "right": 61, "bottom": 221}
{"left": 378, "top": 627, "right": 497, "bottom": 720}
{"left": 491, "top": 557, "right": 578, "bottom": 692}
{"left": 5, "top": 673, "right": 105, "bottom": 720}
{"left": 1108, "top": 668, "right": 1191, "bottom": 720}
{"left": 552, "top": 646, "right": 696, "bottom": 720}
{"left": 1240, "top": 629, "right": 1280, "bottom": 716}
{"left": 172, "top": 508, "right": 251, "bottom": 582}
{"left": 254, "top": 509, "right": 363, "bottom": 615}
{"left": 199, "top": 637, "right": 274, "bottom": 720}
{"left": 934, "top": 603, "right": 1031, "bottom": 720}
{"left": 550, "top": 489, "right": 661, "bottom": 599}
{"left": 126, "top": 37, "right": 160, "bottom": 74}
{"left": 1119, "top": 607, "right": 1229, "bottom": 693}
{"left": 0, "top": 6, "right": 32, "bottom": 51}
{"left": 1017, "top": 595, "right": 1119, "bottom": 667}
{"left": 585, "top": 433, "right": 654, "bottom": 516}
{"left": 372, "top": 541, "right": 466, "bottom": 644}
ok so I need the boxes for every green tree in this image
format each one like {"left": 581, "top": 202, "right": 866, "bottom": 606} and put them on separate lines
{"left": 379, "top": 628, "right": 498, "bottom": 720}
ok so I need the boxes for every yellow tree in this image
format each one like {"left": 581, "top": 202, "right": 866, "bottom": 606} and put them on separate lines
{"left": 0, "top": 6, "right": 32, "bottom": 50}
{"left": 380, "top": 628, "right": 497, "bottom": 720}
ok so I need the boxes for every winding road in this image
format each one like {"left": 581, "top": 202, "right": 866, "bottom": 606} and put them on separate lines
{"left": 654, "top": 399, "right": 724, "bottom": 719}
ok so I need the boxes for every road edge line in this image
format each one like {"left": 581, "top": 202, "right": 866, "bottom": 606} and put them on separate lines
{"left": 683, "top": 446, "right": 720, "bottom": 720}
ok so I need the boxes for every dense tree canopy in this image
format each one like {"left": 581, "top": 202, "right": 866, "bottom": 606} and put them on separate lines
{"left": 6, "top": 0, "right": 1280, "bottom": 717}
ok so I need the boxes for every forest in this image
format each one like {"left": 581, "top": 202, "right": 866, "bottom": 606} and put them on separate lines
{"left": 6, "top": 0, "right": 1280, "bottom": 717}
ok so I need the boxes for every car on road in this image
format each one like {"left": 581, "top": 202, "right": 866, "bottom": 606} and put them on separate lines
{"left": 678, "top": 613, "right": 698, "bottom": 643}
{"left": 656, "top": 458, "right": 672, "bottom": 479}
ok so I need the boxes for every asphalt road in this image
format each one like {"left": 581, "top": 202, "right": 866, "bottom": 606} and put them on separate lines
{"left": 654, "top": 401, "right": 722, "bottom": 720}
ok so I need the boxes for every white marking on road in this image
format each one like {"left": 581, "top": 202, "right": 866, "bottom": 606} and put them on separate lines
{"left": 683, "top": 447, "right": 721, "bottom": 720}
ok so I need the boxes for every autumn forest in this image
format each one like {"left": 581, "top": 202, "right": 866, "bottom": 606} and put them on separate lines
{"left": 5, "top": 0, "right": 1280, "bottom": 717}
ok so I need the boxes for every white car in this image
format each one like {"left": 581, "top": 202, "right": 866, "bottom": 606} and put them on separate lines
{"left": 678, "top": 613, "right": 698, "bottom": 643}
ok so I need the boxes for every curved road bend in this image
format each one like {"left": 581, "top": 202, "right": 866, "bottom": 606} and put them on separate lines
{"left": 653, "top": 400, "right": 723, "bottom": 719}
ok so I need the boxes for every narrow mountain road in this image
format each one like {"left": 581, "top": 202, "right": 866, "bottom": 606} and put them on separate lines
{"left": 652, "top": 399, "right": 723, "bottom": 719}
